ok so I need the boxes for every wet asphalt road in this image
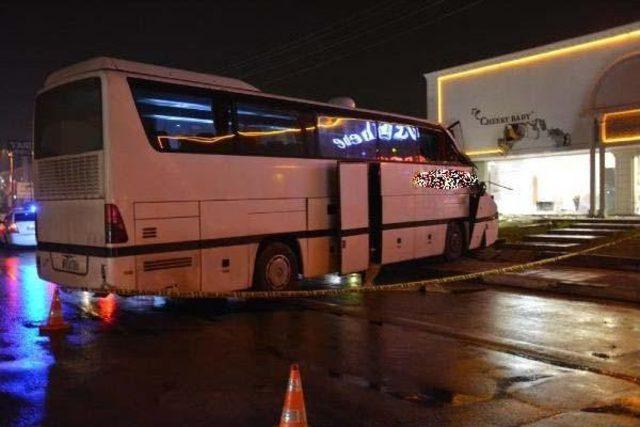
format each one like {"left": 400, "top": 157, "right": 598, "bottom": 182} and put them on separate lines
{"left": 2, "top": 250, "right": 640, "bottom": 426}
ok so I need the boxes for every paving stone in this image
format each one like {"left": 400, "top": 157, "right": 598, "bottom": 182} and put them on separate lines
{"left": 524, "top": 411, "right": 640, "bottom": 427}
{"left": 510, "top": 371, "right": 638, "bottom": 412}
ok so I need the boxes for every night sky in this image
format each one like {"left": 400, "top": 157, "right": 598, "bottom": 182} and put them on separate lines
{"left": 1, "top": 0, "right": 640, "bottom": 144}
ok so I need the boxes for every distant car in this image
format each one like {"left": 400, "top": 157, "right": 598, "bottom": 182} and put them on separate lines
{"left": 0, "top": 206, "right": 37, "bottom": 247}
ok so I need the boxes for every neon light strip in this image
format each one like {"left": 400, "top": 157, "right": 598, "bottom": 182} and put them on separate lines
{"left": 239, "top": 128, "right": 302, "bottom": 137}
{"left": 145, "top": 114, "right": 213, "bottom": 124}
{"left": 601, "top": 108, "right": 640, "bottom": 144}
{"left": 137, "top": 97, "right": 211, "bottom": 111}
{"left": 157, "top": 134, "right": 234, "bottom": 144}
{"left": 437, "top": 29, "right": 640, "bottom": 123}
{"left": 464, "top": 148, "right": 503, "bottom": 157}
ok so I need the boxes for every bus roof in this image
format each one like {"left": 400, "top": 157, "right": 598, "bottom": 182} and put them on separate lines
{"left": 44, "top": 56, "right": 441, "bottom": 129}
{"left": 44, "top": 57, "right": 260, "bottom": 92}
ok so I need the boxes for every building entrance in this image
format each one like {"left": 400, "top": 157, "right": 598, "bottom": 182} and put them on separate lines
{"left": 486, "top": 153, "right": 615, "bottom": 215}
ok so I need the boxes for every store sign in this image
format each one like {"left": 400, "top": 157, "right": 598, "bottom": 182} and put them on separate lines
{"left": 332, "top": 121, "right": 418, "bottom": 149}
{"left": 471, "top": 108, "right": 535, "bottom": 126}
{"left": 470, "top": 107, "right": 571, "bottom": 154}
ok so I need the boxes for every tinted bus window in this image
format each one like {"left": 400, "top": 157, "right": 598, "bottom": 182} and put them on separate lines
{"left": 377, "top": 122, "right": 420, "bottom": 161}
{"left": 416, "top": 128, "right": 441, "bottom": 162}
{"left": 35, "top": 78, "right": 102, "bottom": 159}
{"left": 444, "top": 133, "right": 473, "bottom": 165}
{"left": 441, "top": 136, "right": 464, "bottom": 163}
{"left": 236, "top": 103, "right": 305, "bottom": 157}
{"left": 129, "top": 80, "right": 233, "bottom": 153}
{"left": 318, "top": 116, "right": 377, "bottom": 159}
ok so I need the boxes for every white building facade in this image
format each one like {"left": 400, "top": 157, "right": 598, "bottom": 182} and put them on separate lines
{"left": 425, "top": 22, "right": 640, "bottom": 216}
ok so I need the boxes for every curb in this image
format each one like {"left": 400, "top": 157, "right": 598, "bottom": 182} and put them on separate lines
{"left": 542, "top": 253, "right": 640, "bottom": 272}
{"left": 480, "top": 274, "right": 640, "bottom": 305}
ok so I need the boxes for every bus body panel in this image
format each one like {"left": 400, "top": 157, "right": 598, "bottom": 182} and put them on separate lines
{"left": 201, "top": 245, "right": 252, "bottom": 293}
{"left": 301, "top": 237, "right": 336, "bottom": 278}
{"left": 37, "top": 199, "right": 105, "bottom": 245}
{"left": 379, "top": 162, "right": 471, "bottom": 264}
{"left": 468, "top": 196, "right": 499, "bottom": 250}
{"left": 36, "top": 254, "right": 136, "bottom": 291}
{"left": 337, "top": 162, "right": 370, "bottom": 274}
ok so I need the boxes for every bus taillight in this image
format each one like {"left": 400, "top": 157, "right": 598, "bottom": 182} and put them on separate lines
{"left": 105, "top": 204, "right": 128, "bottom": 244}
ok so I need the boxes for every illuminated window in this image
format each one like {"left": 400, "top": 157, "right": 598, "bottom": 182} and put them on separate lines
{"left": 377, "top": 122, "right": 419, "bottom": 161}
{"left": 236, "top": 103, "right": 306, "bottom": 157}
{"left": 603, "top": 109, "right": 640, "bottom": 143}
{"left": 318, "top": 116, "right": 377, "bottom": 159}
{"left": 129, "top": 79, "right": 233, "bottom": 153}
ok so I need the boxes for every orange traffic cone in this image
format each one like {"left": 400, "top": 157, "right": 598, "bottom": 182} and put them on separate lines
{"left": 279, "top": 364, "right": 308, "bottom": 427}
{"left": 39, "top": 288, "right": 71, "bottom": 334}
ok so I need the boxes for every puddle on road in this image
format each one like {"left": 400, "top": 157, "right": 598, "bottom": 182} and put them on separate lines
{"left": 493, "top": 374, "right": 552, "bottom": 398}
{"left": 326, "top": 368, "right": 489, "bottom": 408}
{"left": 583, "top": 401, "right": 640, "bottom": 419}
{"left": 389, "top": 386, "right": 489, "bottom": 407}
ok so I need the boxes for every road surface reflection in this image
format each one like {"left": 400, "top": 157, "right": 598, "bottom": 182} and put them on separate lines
{"left": 0, "top": 252, "right": 54, "bottom": 426}
{"left": 0, "top": 251, "right": 165, "bottom": 425}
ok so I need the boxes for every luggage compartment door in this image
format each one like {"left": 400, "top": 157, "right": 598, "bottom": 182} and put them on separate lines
{"left": 338, "top": 162, "right": 369, "bottom": 274}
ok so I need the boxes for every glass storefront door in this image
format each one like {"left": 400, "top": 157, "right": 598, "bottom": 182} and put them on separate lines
{"left": 486, "top": 152, "right": 615, "bottom": 215}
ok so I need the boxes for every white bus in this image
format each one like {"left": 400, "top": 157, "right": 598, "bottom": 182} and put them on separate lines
{"left": 34, "top": 57, "right": 498, "bottom": 295}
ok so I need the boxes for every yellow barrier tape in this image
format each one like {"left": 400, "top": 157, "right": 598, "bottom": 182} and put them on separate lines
{"left": 63, "top": 230, "right": 640, "bottom": 299}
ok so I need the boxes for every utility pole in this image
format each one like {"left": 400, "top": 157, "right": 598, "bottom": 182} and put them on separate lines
{"left": 7, "top": 150, "right": 14, "bottom": 209}
{"left": 6, "top": 140, "right": 34, "bottom": 208}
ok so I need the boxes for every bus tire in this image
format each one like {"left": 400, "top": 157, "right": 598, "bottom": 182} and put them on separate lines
{"left": 253, "top": 241, "right": 299, "bottom": 291}
{"left": 444, "top": 222, "right": 465, "bottom": 261}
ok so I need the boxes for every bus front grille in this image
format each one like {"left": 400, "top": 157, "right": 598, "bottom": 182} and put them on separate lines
{"left": 35, "top": 152, "right": 104, "bottom": 200}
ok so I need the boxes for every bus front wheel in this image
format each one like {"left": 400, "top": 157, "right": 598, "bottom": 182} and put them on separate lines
{"left": 444, "top": 222, "right": 465, "bottom": 261}
{"left": 253, "top": 241, "right": 299, "bottom": 291}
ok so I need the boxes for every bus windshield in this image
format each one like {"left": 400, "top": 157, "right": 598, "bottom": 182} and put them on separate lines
{"left": 35, "top": 78, "right": 103, "bottom": 159}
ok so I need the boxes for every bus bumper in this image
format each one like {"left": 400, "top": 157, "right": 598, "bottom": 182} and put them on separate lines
{"left": 36, "top": 250, "right": 136, "bottom": 292}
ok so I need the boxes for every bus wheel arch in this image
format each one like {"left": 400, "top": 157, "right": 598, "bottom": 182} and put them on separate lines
{"left": 252, "top": 238, "right": 302, "bottom": 291}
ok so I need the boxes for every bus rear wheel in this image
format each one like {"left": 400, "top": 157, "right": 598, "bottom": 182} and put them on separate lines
{"left": 253, "top": 241, "right": 299, "bottom": 291}
{"left": 444, "top": 222, "right": 465, "bottom": 261}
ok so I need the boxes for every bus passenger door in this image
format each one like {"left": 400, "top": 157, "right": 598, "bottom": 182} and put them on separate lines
{"left": 338, "top": 162, "right": 370, "bottom": 274}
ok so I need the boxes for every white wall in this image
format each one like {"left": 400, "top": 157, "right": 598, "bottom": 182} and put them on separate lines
{"left": 425, "top": 23, "right": 640, "bottom": 157}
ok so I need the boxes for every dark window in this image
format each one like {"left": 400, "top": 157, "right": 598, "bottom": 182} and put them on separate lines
{"left": 445, "top": 133, "right": 474, "bottom": 166}
{"left": 440, "top": 134, "right": 464, "bottom": 163}
{"left": 35, "top": 78, "right": 102, "bottom": 159}
{"left": 416, "top": 128, "right": 441, "bottom": 162}
{"left": 14, "top": 212, "right": 36, "bottom": 222}
{"left": 318, "top": 116, "right": 377, "bottom": 159}
{"left": 236, "top": 102, "right": 305, "bottom": 157}
{"left": 377, "top": 121, "right": 420, "bottom": 161}
{"left": 129, "top": 80, "right": 233, "bottom": 153}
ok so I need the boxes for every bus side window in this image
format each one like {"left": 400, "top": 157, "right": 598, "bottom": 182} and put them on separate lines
{"left": 440, "top": 134, "right": 463, "bottom": 163}
{"left": 317, "top": 116, "right": 377, "bottom": 160}
{"left": 417, "top": 128, "right": 439, "bottom": 162}
{"left": 300, "top": 112, "right": 317, "bottom": 157}
{"left": 445, "top": 133, "right": 474, "bottom": 166}
{"left": 129, "top": 79, "right": 234, "bottom": 154}
{"left": 236, "top": 102, "right": 305, "bottom": 157}
{"left": 377, "top": 122, "right": 419, "bottom": 162}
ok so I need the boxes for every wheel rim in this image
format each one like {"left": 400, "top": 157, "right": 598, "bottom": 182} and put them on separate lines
{"left": 265, "top": 255, "right": 291, "bottom": 289}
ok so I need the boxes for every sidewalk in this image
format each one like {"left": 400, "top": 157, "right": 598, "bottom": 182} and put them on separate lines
{"left": 482, "top": 266, "right": 640, "bottom": 304}
{"left": 429, "top": 258, "right": 640, "bottom": 304}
